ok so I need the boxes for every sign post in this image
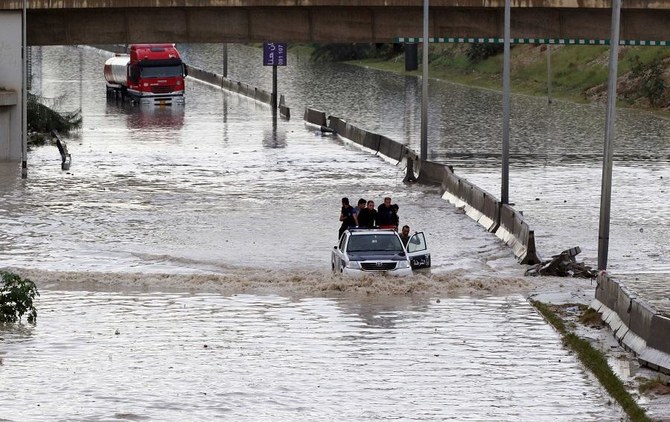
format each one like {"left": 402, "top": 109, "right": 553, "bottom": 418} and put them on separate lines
{"left": 263, "top": 43, "right": 287, "bottom": 111}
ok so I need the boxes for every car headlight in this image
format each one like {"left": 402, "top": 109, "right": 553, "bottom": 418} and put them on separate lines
{"left": 396, "top": 260, "right": 410, "bottom": 269}
{"left": 345, "top": 261, "right": 359, "bottom": 269}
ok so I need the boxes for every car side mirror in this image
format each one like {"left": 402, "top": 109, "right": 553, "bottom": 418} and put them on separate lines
{"left": 333, "top": 246, "right": 337, "bottom": 249}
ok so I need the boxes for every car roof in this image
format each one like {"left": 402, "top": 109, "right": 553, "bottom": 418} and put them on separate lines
{"left": 347, "top": 228, "right": 398, "bottom": 235}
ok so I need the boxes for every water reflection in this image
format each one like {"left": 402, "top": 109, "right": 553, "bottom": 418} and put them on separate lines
{"left": 179, "top": 43, "right": 670, "bottom": 166}
{"left": 262, "top": 112, "right": 287, "bottom": 149}
{"left": 105, "top": 101, "right": 186, "bottom": 130}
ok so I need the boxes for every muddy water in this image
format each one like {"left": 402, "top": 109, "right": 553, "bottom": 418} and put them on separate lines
{"left": 0, "top": 44, "right": 659, "bottom": 419}
{"left": 1, "top": 289, "right": 620, "bottom": 421}
{"left": 181, "top": 43, "right": 670, "bottom": 313}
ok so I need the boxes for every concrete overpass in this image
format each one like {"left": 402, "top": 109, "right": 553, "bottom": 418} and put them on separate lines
{"left": 0, "top": 1, "right": 669, "bottom": 45}
{"left": 2, "top": 1, "right": 670, "bottom": 166}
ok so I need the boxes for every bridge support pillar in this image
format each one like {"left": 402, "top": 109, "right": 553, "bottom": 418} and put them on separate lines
{"left": 404, "top": 43, "right": 418, "bottom": 72}
{"left": 0, "top": 11, "right": 23, "bottom": 163}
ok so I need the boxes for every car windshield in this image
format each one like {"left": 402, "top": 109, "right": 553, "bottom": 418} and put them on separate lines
{"left": 347, "top": 234, "right": 403, "bottom": 253}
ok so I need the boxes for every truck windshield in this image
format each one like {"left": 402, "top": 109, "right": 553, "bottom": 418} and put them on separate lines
{"left": 140, "top": 65, "right": 183, "bottom": 78}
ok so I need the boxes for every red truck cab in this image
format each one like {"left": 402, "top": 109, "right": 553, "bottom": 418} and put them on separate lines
{"left": 104, "top": 44, "right": 187, "bottom": 106}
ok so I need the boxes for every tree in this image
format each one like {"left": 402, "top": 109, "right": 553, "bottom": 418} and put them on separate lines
{"left": 0, "top": 271, "right": 39, "bottom": 324}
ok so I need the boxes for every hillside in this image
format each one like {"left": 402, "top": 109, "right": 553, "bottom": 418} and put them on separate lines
{"left": 346, "top": 44, "right": 670, "bottom": 116}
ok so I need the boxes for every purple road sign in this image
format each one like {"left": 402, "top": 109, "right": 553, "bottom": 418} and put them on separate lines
{"left": 263, "top": 43, "right": 287, "bottom": 66}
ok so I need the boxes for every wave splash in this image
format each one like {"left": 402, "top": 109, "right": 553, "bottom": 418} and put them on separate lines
{"left": 9, "top": 267, "right": 594, "bottom": 299}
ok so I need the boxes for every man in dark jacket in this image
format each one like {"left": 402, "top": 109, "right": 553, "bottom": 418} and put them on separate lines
{"left": 339, "top": 197, "right": 358, "bottom": 239}
{"left": 357, "top": 200, "right": 378, "bottom": 228}
{"left": 377, "top": 197, "right": 399, "bottom": 229}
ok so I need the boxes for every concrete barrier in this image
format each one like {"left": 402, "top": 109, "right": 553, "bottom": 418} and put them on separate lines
{"left": 304, "top": 108, "right": 327, "bottom": 127}
{"left": 279, "top": 95, "right": 290, "bottom": 120}
{"left": 496, "top": 204, "right": 541, "bottom": 264}
{"left": 592, "top": 273, "right": 670, "bottom": 374}
{"left": 378, "top": 136, "right": 405, "bottom": 162}
{"left": 416, "top": 160, "right": 450, "bottom": 186}
{"left": 362, "top": 132, "right": 381, "bottom": 151}
{"left": 305, "top": 108, "right": 540, "bottom": 264}
{"left": 255, "top": 89, "right": 271, "bottom": 104}
{"left": 187, "top": 64, "right": 289, "bottom": 119}
{"left": 648, "top": 315, "right": 670, "bottom": 361}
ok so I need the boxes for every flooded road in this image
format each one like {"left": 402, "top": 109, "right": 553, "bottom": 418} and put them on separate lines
{"left": 181, "top": 43, "right": 670, "bottom": 313}
{"left": 0, "top": 44, "right": 666, "bottom": 419}
{"left": 3, "top": 45, "right": 521, "bottom": 276}
{"left": 1, "top": 290, "right": 620, "bottom": 421}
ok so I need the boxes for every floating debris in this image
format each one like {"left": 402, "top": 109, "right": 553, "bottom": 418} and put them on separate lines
{"left": 525, "top": 246, "right": 597, "bottom": 278}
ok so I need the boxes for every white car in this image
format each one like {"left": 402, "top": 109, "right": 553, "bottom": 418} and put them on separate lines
{"left": 331, "top": 228, "right": 431, "bottom": 276}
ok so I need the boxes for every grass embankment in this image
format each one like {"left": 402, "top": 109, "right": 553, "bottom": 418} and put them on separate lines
{"left": 347, "top": 44, "right": 670, "bottom": 117}
{"left": 531, "top": 300, "right": 650, "bottom": 422}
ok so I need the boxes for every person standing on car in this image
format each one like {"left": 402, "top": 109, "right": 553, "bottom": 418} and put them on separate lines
{"left": 357, "top": 200, "right": 378, "bottom": 228}
{"left": 391, "top": 204, "right": 400, "bottom": 229}
{"left": 339, "top": 197, "right": 358, "bottom": 239}
{"left": 377, "top": 197, "right": 399, "bottom": 229}
{"left": 355, "top": 198, "right": 367, "bottom": 222}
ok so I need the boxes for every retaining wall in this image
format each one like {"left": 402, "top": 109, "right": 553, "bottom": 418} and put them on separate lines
{"left": 304, "top": 108, "right": 539, "bottom": 264}
{"left": 592, "top": 273, "right": 670, "bottom": 373}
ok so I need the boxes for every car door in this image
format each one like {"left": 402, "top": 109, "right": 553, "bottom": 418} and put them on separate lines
{"left": 332, "top": 233, "right": 348, "bottom": 272}
{"left": 406, "top": 232, "right": 431, "bottom": 269}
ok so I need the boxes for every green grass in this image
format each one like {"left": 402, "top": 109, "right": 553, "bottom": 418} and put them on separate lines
{"left": 531, "top": 300, "right": 650, "bottom": 422}
{"left": 344, "top": 44, "right": 670, "bottom": 116}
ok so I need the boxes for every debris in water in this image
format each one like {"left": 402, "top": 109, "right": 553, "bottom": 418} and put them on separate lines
{"left": 525, "top": 247, "right": 597, "bottom": 278}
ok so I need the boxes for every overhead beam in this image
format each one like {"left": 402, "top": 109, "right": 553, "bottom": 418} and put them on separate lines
{"left": 25, "top": 6, "right": 670, "bottom": 45}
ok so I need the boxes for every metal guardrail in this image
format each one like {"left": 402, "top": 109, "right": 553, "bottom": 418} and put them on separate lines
{"left": 395, "top": 37, "right": 670, "bottom": 46}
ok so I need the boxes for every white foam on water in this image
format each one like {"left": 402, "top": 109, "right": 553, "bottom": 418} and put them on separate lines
{"left": 11, "top": 266, "right": 596, "bottom": 301}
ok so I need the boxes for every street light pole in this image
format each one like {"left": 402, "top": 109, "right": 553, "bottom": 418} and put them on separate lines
{"left": 501, "top": 0, "right": 511, "bottom": 204}
{"left": 420, "top": 0, "right": 428, "bottom": 162}
{"left": 597, "top": 0, "right": 622, "bottom": 271}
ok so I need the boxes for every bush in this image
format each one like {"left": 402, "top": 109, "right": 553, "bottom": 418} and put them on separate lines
{"left": 310, "top": 43, "right": 400, "bottom": 62}
{"left": 629, "top": 55, "right": 667, "bottom": 107}
{"left": 27, "top": 93, "right": 82, "bottom": 135}
{"left": 466, "top": 43, "right": 505, "bottom": 64}
{"left": 0, "top": 271, "right": 39, "bottom": 324}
